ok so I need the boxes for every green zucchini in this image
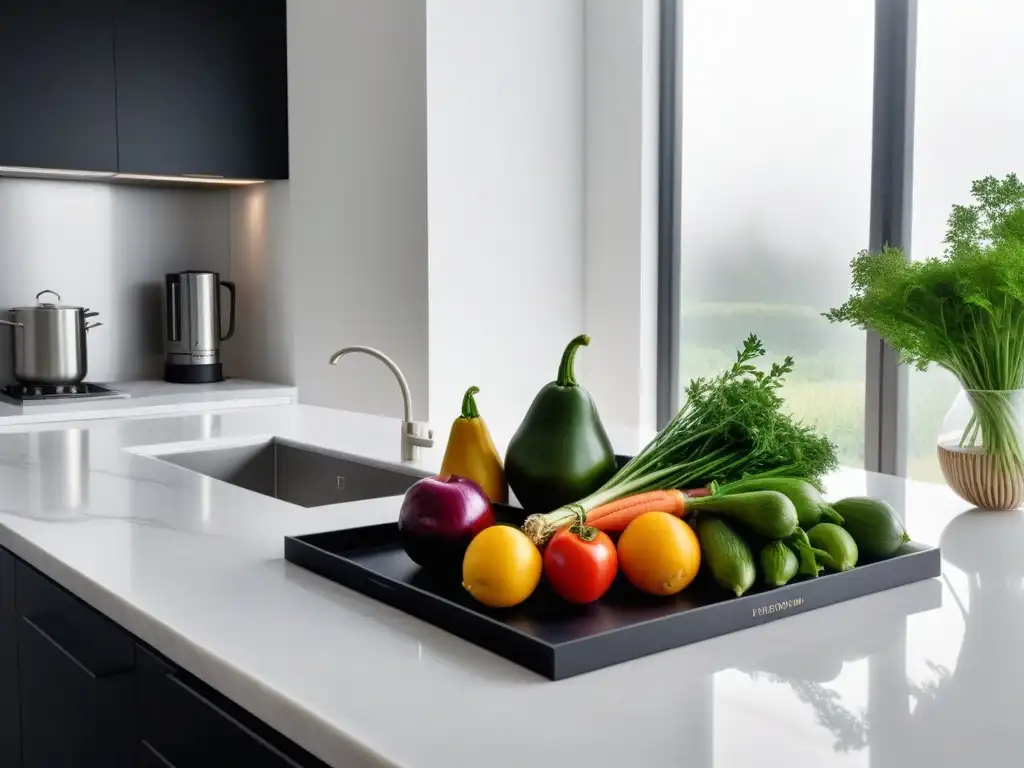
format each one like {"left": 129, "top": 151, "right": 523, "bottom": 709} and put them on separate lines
{"left": 832, "top": 496, "right": 910, "bottom": 558}
{"left": 697, "top": 516, "right": 756, "bottom": 597}
{"left": 760, "top": 540, "right": 799, "bottom": 587}
{"left": 807, "top": 523, "right": 858, "bottom": 571}
{"left": 717, "top": 477, "right": 843, "bottom": 528}
{"left": 689, "top": 490, "right": 798, "bottom": 539}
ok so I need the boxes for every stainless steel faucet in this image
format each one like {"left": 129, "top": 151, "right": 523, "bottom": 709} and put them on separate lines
{"left": 328, "top": 346, "right": 434, "bottom": 461}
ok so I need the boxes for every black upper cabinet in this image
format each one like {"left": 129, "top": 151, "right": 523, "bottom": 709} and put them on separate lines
{"left": 0, "top": 0, "right": 288, "bottom": 179}
{"left": 0, "top": 0, "right": 119, "bottom": 172}
{"left": 114, "top": 0, "right": 289, "bottom": 179}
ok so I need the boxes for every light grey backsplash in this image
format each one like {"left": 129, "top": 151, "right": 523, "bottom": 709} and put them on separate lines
{"left": 0, "top": 178, "right": 231, "bottom": 384}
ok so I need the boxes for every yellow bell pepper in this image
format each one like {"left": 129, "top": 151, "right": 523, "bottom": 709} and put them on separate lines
{"left": 440, "top": 386, "right": 507, "bottom": 503}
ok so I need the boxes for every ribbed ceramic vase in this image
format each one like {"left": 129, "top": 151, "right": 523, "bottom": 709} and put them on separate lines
{"left": 937, "top": 389, "right": 1024, "bottom": 510}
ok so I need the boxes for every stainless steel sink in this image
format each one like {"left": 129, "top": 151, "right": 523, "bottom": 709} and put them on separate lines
{"left": 159, "top": 439, "right": 424, "bottom": 508}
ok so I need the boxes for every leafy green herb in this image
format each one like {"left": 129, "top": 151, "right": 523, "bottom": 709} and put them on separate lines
{"left": 945, "top": 174, "right": 1024, "bottom": 259}
{"left": 522, "top": 335, "right": 838, "bottom": 545}
{"left": 825, "top": 174, "right": 1024, "bottom": 473}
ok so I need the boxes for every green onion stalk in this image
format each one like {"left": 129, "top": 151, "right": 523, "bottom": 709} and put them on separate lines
{"left": 522, "top": 335, "right": 838, "bottom": 546}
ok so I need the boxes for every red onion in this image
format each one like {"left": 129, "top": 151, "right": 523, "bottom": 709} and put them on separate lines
{"left": 398, "top": 475, "right": 495, "bottom": 572}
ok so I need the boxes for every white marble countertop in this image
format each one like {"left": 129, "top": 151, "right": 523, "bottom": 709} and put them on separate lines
{"left": 0, "top": 405, "right": 1007, "bottom": 767}
{"left": 0, "top": 378, "right": 296, "bottom": 426}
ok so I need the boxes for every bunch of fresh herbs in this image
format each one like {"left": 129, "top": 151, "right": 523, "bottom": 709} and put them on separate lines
{"left": 522, "top": 335, "right": 838, "bottom": 544}
{"left": 825, "top": 173, "right": 1024, "bottom": 472}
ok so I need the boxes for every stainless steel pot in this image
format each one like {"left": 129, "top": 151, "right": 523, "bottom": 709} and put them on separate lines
{"left": 0, "top": 290, "right": 102, "bottom": 385}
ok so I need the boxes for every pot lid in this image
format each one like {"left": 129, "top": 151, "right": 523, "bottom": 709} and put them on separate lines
{"left": 11, "top": 290, "right": 86, "bottom": 311}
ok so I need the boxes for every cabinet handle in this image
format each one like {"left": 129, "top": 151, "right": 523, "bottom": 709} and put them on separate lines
{"left": 140, "top": 739, "right": 177, "bottom": 767}
{"left": 21, "top": 615, "right": 134, "bottom": 680}
{"left": 165, "top": 674, "right": 305, "bottom": 767}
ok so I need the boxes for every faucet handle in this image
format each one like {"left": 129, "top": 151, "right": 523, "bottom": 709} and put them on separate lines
{"left": 402, "top": 421, "right": 434, "bottom": 461}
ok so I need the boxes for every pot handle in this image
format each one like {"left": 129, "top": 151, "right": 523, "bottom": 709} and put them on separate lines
{"left": 219, "top": 280, "right": 236, "bottom": 341}
{"left": 85, "top": 322, "right": 103, "bottom": 331}
{"left": 35, "top": 289, "right": 60, "bottom": 304}
{"left": 0, "top": 319, "right": 23, "bottom": 328}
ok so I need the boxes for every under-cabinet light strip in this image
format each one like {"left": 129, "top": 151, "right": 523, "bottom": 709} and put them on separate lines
{"left": 0, "top": 166, "right": 265, "bottom": 185}
{"left": 0, "top": 166, "right": 115, "bottom": 179}
{"left": 114, "top": 173, "right": 264, "bottom": 185}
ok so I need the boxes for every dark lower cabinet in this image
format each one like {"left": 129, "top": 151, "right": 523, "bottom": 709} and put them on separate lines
{"left": 0, "top": 550, "right": 327, "bottom": 768}
{"left": 15, "top": 561, "right": 136, "bottom": 768}
{"left": 0, "top": 551, "right": 19, "bottom": 765}
{"left": 138, "top": 645, "right": 326, "bottom": 768}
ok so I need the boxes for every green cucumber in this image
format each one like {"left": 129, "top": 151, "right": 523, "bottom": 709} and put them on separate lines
{"left": 760, "top": 540, "right": 799, "bottom": 587}
{"left": 697, "top": 516, "right": 756, "bottom": 597}
{"left": 785, "top": 528, "right": 823, "bottom": 578}
{"left": 832, "top": 496, "right": 910, "bottom": 558}
{"left": 717, "top": 477, "right": 843, "bottom": 529}
{"left": 807, "top": 523, "right": 858, "bottom": 571}
{"left": 689, "top": 490, "right": 799, "bottom": 539}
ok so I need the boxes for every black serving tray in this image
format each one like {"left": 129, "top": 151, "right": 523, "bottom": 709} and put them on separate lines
{"left": 284, "top": 505, "right": 941, "bottom": 680}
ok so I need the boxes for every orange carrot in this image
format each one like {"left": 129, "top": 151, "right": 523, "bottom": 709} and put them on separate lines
{"left": 586, "top": 489, "right": 688, "bottom": 533}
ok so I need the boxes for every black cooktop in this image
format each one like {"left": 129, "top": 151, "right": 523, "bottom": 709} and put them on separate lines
{"left": 2, "top": 383, "right": 122, "bottom": 402}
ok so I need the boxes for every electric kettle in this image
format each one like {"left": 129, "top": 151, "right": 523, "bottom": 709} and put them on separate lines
{"left": 164, "top": 271, "right": 236, "bottom": 384}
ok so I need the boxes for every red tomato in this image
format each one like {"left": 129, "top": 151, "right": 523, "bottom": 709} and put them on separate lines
{"left": 543, "top": 527, "right": 618, "bottom": 604}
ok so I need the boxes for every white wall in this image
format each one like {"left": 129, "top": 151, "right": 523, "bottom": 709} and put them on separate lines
{"left": 581, "top": 0, "right": 661, "bottom": 436}
{"left": 224, "top": 183, "right": 293, "bottom": 387}
{"left": 229, "top": 0, "right": 430, "bottom": 420}
{"left": 228, "top": 0, "right": 661, "bottom": 438}
{"left": 425, "top": 0, "right": 586, "bottom": 435}
{"left": 0, "top": 177, "right": 230, "bottom": 384}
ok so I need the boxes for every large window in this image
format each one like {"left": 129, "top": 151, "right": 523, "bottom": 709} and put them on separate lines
{"left": 664, "top": 0, "right": 1024, "bottom": 480}
{"left": 676, "top": 0, "right": 873, "bottom": 469}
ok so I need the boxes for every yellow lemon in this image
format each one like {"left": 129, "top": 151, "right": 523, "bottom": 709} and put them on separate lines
{"left": 462, "top": 525, "right": 542, "bottom": 608}
{"left": 617, "top": 511, "right": 701, "bottom": 596}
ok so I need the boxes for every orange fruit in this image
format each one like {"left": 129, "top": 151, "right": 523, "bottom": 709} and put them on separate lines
{"left": 617, "top": 511, "right": 701, "bottom": 595}
{"left": 462, "top": 526, "right": 542, "bottom": 608}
